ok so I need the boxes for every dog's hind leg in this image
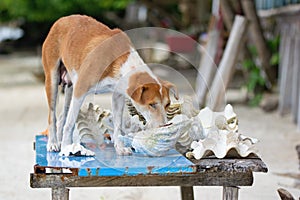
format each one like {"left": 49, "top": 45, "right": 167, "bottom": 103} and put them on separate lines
{"left": 57, "top": 84, "right": 73, "bottom": 146}
{"left": 44, "top": 63, "right": 60, "bottom": 152}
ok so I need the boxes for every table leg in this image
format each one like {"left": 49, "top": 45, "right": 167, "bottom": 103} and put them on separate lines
{"left": 223, "top": 186, "right": 239, "bottom": 200}
{"left": 52, "top": 187, "right": 69, "bottom": 200}
{"left": 180, "top": 186, "right": 194, "bottom": 200}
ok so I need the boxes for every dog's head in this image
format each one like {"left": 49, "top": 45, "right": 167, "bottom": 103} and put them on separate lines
{"left": 127, "top": 72, "right": 178, "bottom": 128}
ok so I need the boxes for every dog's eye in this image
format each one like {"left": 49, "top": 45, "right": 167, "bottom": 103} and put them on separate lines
{"left": 149, "top": 103, "right": 157, "bottom": 109}
{"left": 165, "top": 102, "right": 170, "bottom": 108}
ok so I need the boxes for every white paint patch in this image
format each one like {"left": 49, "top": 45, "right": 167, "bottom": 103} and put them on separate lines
{"left": 59, "top": 143, "right": 95, "bottom": 156}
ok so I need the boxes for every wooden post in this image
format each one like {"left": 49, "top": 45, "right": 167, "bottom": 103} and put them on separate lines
{"left": 223, "top": 186, "right": 239, "bottom": 200}
{"left": 241, "top": 0, "right": 276, "bottom": 85}
{"left": 220, "top": 0, "right": 234, "bottom": 30}
{"left": 292, "top": 35, "right": 299, "bottom": 123}
{"left": 195, "top": 0, "right": 221, "bottom": 108}
{"left": 297, "top": 37, "right": 300, "bottom": 130}
{"left": 180, "top": 186, "right": 194, "bottom": 200}
{"left": 207, "top": 15, "right": 248, "bottom": 110}
{"left": 52, "top": 187, "right": 69, "bottom": 200}
{"left": 278, "top": 26, "right": 293, "bottom": 115}
{"left": 195, "top": 27, "right": 219, "bottom": 107}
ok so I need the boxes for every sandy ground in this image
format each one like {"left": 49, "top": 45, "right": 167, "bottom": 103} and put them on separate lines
{"left": 0, "top": 53, "right": 299, "bottom": 199}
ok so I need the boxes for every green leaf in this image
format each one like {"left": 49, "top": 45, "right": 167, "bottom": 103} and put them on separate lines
{"left": 242, "top": 59, "right": 255, "bottom": 70}
{"left": 270, "top": 53, "right": 279, "bottom": 66}
{"left": 249, "top": 93, "right": 263, "bottom": 107}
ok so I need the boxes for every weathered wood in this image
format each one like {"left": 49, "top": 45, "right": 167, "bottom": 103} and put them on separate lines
{"left": 279, "top": 27, "right": 293, "bottom": 115}
{"left": 31, "top": 136, "right": 269, "bottom": 199}
{"left": 298, "top": 66, "right": 300, "bottom": 131}
{"left": 180, "top": 186, "right": 194, "bottom": 200}
{"left": 296, "top": 145, "right": 300, "bottom": 169}
{"left": 292, "top": 36, "right": 299, "bottom": 123}
{"left": 195, "top": 29, "right": 219, "bottom": 107}
{"left": 241, "top": 0, "right": 276, "bottom": 85}
{"left": 208, "top": 15, "right": 248, "bottom": 110}
{"left": 258, "top": 4, "right": 300, "bottom": 18}
{"left": 191, "top": 157, "right": 268, "bottom": 173}
{"left": 52, "top": 187, "right": 69, "bottom": 200}
{"left": 277, "top": 188, "right": 295, "bottom": 200}
{"left": 223, "top": 186, "right": 239, "bottom": 200}
{"left": 220, "top": 0, "right": 234, "bottom": 30}
{"left": 195, "top": 16, "right": 219, "bottom": 107}
{"left": 30, "top": 171, "right": 254, "bottom": 188}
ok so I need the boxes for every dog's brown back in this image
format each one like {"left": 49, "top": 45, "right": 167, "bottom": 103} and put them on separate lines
{"left": 42, "top": 14, "right": 131, "bottom": 99}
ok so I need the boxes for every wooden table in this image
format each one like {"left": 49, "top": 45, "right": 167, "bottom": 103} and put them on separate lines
{"left": 30, "top": 135, "right": 268, "bottom": 200}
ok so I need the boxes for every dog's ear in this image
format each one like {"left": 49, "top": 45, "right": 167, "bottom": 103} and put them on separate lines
{"left": 162, "top": 81, "right": 179, "bottom": 100}
{"left": 127, "top": 85, "right": 145, "bottom": 104}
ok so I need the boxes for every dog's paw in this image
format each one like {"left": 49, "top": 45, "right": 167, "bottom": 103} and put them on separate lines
{"left": 114, "top": 142, "right": 132, "bottom": 156}
{"left": 47, "top": 142, "right": 60, "bottom": 152}
{"left": 59, "top": 143, "right": 95, "bottom": 157}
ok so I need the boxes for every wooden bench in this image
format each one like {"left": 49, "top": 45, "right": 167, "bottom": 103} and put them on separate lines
{"left": 30, "top": 135, "right": 268, "bottom": 200}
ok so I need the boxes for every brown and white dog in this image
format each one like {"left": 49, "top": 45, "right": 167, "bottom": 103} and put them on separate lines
{"left": 42, "top": 15, "right": 178, "bottom": 155}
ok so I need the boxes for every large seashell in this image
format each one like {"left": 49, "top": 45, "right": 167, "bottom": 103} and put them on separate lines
{"left": 166, "top": 103, "right": 182, "bottom": 120}
{"left": 196, "top": 104, "right": 238, "bottom": 138}
{"left": 120, "top": 116, "right": 192, "bottom": 156}
{"left": 77, "top": 103, "right": 113, "bottom": 145}
{"left": 186, "top": 129, "right": 259, "bottom": 159}
{"left": 176, "top": 115, "right": 204, "bottom": 147}
{"left": 166, "top": 96, "right": 199, "bottom": 120}
{"left": 126, "top": 98, "right": 146, "bottom": 124}
{"left": 186, "top": 104, "right": 258, "bottom": 159}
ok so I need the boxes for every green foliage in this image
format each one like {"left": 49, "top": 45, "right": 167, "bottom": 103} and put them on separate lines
{"left": 242, "top": 36, "right": 280, "bottom": 106}
{"left": 0, "top": 0, "right": 132, "bottom": 22}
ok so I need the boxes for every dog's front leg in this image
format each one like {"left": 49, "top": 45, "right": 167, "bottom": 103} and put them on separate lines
{"left": 61, "top": 95, "right": 84, "bottom": 147}
{"left": 59, "top": 94, "right": 94, "bottom": 156}
{"left": 112, "top": 92, "right": 132, "bottom": 155}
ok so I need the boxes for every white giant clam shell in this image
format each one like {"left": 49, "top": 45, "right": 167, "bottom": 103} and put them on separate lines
{"left": 120, "top": 115, "right": 192, "bottom": 156}
{"left": 77, "top": 103, "right": 113, "bottom": 146}
{"left": 186, "top": 105, "right": 259, "bottom": 159}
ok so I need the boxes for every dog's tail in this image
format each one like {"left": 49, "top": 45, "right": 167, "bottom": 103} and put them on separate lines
{"left": 40, "top": 128, "right": 49, "bottom": 136}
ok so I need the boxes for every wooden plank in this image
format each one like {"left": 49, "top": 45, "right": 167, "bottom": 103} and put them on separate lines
{"left": 52, "top": 187, "right": 69, "bottom": 200}
{"left": 195, "top": 16, "right": 219, "bottom": 107}
{"left": 279, "top": 26, "right": 293, "bottom": 115}
{"left": 191, "top": 158, "right": 268, "bottom": 173}
{"left": 180, "top": 186, "right": 194, "bottom": 200}
{"left": 30, "top": 171, "right": 254, "bottom": 188}
{"left": 223, "top": 186, "right": 239, "bottom": 200}
{"left": 208, "top": 15, "right": 248, "bottom": 110}
{"left": 220, "top": 0, "right": 234, "bottom": 30}
{"left": 292, "top": 35, "right": 299, "bottom": 122}
{"left": 258, "top": 4, "right": 300, "bottom": 18}
{"left": 34, "top": 135, "right": 196, "bottom": 177}
{"left": 242, "top": 0, "right": 276, "bottom": 85}
{"left": 298, "top": 70, "right": 300, "bottom": 131}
